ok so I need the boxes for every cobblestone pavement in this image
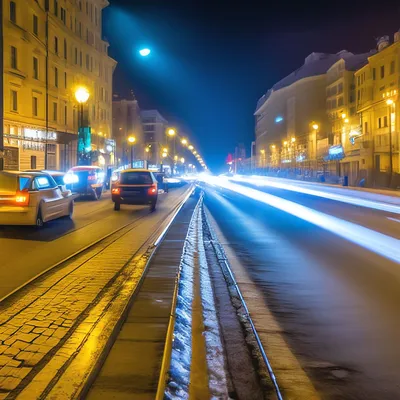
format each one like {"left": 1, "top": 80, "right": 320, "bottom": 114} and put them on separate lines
{"left": 0, "top": 190, "right": 190, "bottom": 399}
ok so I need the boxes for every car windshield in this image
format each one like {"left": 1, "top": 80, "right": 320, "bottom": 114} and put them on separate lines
{"left": 120, "top": 172, "right": 153, "bottom": 185}
{"left": 51, "top": 175, "right": 65, "bottom": 186}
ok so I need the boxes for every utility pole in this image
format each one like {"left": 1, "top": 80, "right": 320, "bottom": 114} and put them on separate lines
{"left": 0, "top": 0, "right": 4, "bottom": 171}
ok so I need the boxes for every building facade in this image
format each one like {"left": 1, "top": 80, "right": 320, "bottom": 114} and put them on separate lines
{"left": 324, "top": 52, "right": 373, "bottom": 185}
{"left": 356, "top": 33, "right": 400, "bottom": 188}
{"left": 3, "top": 0, "right": 116, "bottom": 171}
{"left": 140, "top": 110, "right": 168, "bottom": 167}
{"left": 112, "top": 95, "right": 143, "bottom": 167}
{"left": 255, "top": 52, "right": 341, "bottom": 174}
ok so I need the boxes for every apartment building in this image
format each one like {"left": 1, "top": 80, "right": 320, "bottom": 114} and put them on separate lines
{"left": 3, "top": 0, "right": 116, "bottom": 171}
{"left": 112, "top": 95, "right": 143, "bottom": 167}
{"left": 356, "top": 33, "right": 400, "bottom": 187}
{"left": 140, "top": 110, "right": 168, "bottom": 167}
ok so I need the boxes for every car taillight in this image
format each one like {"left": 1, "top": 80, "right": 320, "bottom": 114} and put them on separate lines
{"left": 148, "top": 184, "right": 157, "bottom": 195}
{"left": 15, "top": 191, "right": 30, "bottom": 206}
{"left": 112, "top": 187, "right": 120, "bottom": 195}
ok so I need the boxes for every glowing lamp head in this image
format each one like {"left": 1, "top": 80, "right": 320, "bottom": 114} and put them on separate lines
{"left": 291, "top": 137, "right": 296, "bottom": 143}
{"left": 341, "top": 113, "right": 346, "bottom": 119}
{"left": 145, "top": 147, "right": 150, "bottom": 153}
{"left": 139, "top": 48, "right": 151, "bottom": 57}
{"left": 128, "top": 136, "right": 136, "bottom": 144}
{"left": 387, "top": 99, "right": 394, "bottom": 105}
{"left": 188, "top": 145, "right": 194, "bottom": 150}
{"left": 75, "top": 87, "right": 90, "bottom": 104}
{"left": 260, "top": 149, "right": 265, "bottom": 154}
{"left": 167, "top": 128, "right": 176, "bottom": 136}
{"left": 162, "top": 148, "right": 168, "bottom": 153}
{"left": 181, "top": 138, "right": 188, "bottom": 145}
{"left": 344, "top": 118, "right": 349, "bottom": 123}
{"left": 312, "top": 123, "right": 319, "bottom": 130}
{"left": 271, "top": 145, "right": 276, "bottom": 150}
{"left": 174, "top": 155, "right": 178, "bottom": 161}
{"left": 180, "top": 157, "right": 185, "bottom": 163}
{"left": 162, "top": 152, "right": 167, "bottom": 158}
{"left": 283, "top": 141, "right": 288, "bottom": 146}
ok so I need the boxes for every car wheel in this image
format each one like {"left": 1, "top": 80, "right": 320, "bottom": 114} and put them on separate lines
{"left": 114, "top": 202, "right": 120, "bottom": 211}
{"left": 150, "top": 203, "right": 156, "bottom": 212}
{"left": 36, "top": 207, "right": 44, "bottom": 228}
{"left": 68, "top": 202, "right": 74, "bottom": 219}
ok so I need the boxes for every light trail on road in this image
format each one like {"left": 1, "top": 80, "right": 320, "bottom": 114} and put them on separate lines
{"left": 200, "top": 176, "right": 400, "bottom": 264}
{"left": 229, "top": 175, "right": 400, "bottom": 214}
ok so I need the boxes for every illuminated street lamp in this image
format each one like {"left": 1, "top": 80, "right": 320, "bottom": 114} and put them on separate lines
{"left": 139, "top": 48, "right": 151, "bottom": 57}
{"left": 162, "top": 147, "right": 168, "bottom": 154}
{"left": 283, "top": 140, "right": 288, "bottom": 146}
{"left": 162, "top": 152, "right": 168, "bottom": 158}
{"left": 291, "top": 137, "right": 296, "bottom": 143}
{"left": 188, "top": 145, "right": 194, "bottom": 150}
{"left": 193, "top": 150, "right": 197, "bottom": 155}
{"left": 181, "top": 138, "right": 188, "bottom": 145}
{"left": 167, "top": 128, "right": 176, "bottom": 136}
{"left": 174, "top": 155, "right": 178, "bottom": 161}
{"left": 312, "top": 123, "right": 319, "bottom": 130}
{"left": 127, "top": 136, "right": 136, "bottom": 168}
{"left": 180, "top": 157, "right": 185, "bottom": 163}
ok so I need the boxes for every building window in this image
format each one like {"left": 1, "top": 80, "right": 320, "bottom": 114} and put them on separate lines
{"left": 95, "top": 7, "right": 98, "bottom": 26}
{"left": 32, "top": 96, "right": 38, "bottom": 117}
{"left": 53, "top": 102, "right": 58, "bottom": 122}
{"left": 64, "top": 39, "right": 67, "bottom": 59}
{"left": 10, "top": 1, "right": 16, "bottom": 23}
{"left": 61, "top": 7, "right": 66, "bottom": 24}
{"left": 338, "top": 82, "right": 343, "bottom": 93}
{"left": 30, "top": 156, "right": 37, "bottom": 169}
{"left": 372, "top": 68, "right": 376, "bottom": 80}
{"left": 74, "top": 48, "right": 78, "bottom": 64}
{"left": 364, "top": 122, "right": 368, "bottom": 134}
{"left": 64, "top": 105, "right": 68, "bottom": 124}
{"left": 33, "top": 15, "right": 38, "bottom": 35}
{"left": 79, "top": 0, "right": 82, "bottom": 11}
{"left": 357, "top": 90, "right": 360, "bottom": 102}
{"left": 384, "top": 115, "right": 388, "bottom": 127}
{"left": 64, "top": 72, "right": 67, "bottom": 89}
{"left": 380, "top": 65, "right": 385, "bottom": 79}
{"left": 11, "top": 46, "right": 17, "bottom": 69}
{"left": 54, "top": 67, "right": 58, "bottom": 87}
{"left": 86, "top": 1, "right": 89, "bottom": 14}
{"left": 33, "top": 57, "right": 39, "bottom": 79}
{"left": 80, "top": 51, "right": 82, "bottom": 67}
{"left": 338, "top": 97, "right": 343, "bottom": 107}
{"left": 390, "top": 61, "right": 395, "bottom": 75}
{"left": 54, "top": 36, "right": 58, "bottom": 54}
{"left": 54, "top": 0, "right": 58, "bottom": 17}
{"left": 86, "top": 54, "right": 89, "bottom": 70}
{"left": 11, "top": 90, "right": 18, "bottom": 111}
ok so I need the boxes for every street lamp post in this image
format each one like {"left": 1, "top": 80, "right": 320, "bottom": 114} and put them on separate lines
{"left": 128, "top": 136, "right": 136, "bottom": 168}
{"left": 386, "top": 99, "right": 394, "bottom": 182}
{"left": 75, "top": 87, "right": 90, "bottom": 166}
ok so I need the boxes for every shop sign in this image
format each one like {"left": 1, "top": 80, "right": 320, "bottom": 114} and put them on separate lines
{"left": 23, "top": 141, "right": 45, "bottom": 152}
{"left": 24, "top": 128, "right": 57, "bottom": 141}
{"left": 325, "top": 145, "right": 345, "bottom": 161}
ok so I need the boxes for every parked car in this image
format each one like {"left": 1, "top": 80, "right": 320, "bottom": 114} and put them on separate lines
{"left": 65, "top": 166, "right": 105, "bottom": 200}
{"left": 111, "top": 169, "right": 158, "bottom": 211}
{"left": 0, "top": 171, "right": 74, "bottom": 227}
{"left": 25, "top": 170, "right": 68, "bottom": 192}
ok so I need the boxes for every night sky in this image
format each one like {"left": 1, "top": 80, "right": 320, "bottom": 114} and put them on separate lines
{"left": 104, "top": 0, "right": 400, "bottom": 172}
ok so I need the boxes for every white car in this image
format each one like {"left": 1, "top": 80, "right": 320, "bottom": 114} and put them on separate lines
{"left": 0, "top": 171, "right": 74, "bottom": 227}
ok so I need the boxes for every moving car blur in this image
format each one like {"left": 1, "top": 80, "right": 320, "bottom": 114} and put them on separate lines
{"left": 111, "top": 169, "right": 158, "bottom": 211}
{"left": 0, "top": 171, "right": 74, "bottom": 227}
{"left": 64, "top": 166, "right": 105, "bottom": 200}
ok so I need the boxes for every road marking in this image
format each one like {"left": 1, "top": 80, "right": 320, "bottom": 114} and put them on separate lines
{"left": 387, "top": 217, "right": 400, "bottom": 223}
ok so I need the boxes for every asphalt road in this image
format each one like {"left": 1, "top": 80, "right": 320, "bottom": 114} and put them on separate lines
{"left": 204, "top": 184, "right": 400, "bottom": 400}
{"left": 0, "top": 186, "right": 189, "bottom": 300}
